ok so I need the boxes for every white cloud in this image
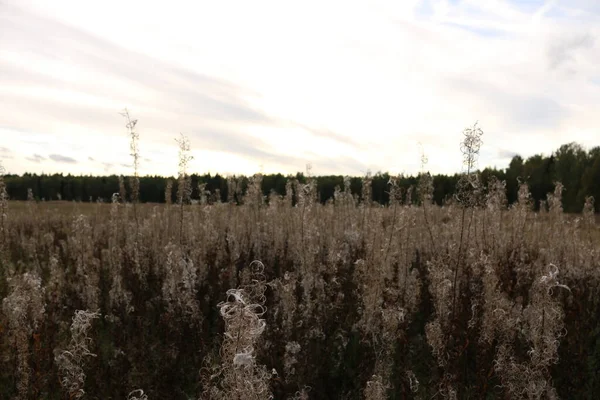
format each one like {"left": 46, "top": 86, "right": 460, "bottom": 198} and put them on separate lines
{"left": 0, "top": 0, "right": 599, "bottom": 176}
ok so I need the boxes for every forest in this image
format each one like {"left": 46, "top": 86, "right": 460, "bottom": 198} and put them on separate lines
{"left": 4, "top": 142, "right": 600, "bottom": 213}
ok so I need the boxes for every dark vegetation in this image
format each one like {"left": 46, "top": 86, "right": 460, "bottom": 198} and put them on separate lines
{"left": 5, "top": 142, "right": 600, "bottom": 213}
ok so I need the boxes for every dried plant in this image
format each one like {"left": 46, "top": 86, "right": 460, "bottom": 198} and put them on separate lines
{"left": 364, "top": 375, "right": 388, "bottom": 400}
{"left": 165, "top": 179, "right": 173, "bottom": 205}
{"left": 175, "top": 133, "right": 193, "bottom": 245}
{"left": 2, "top": 272, "right": 45, "bottom": 399}
{"left": 128, "top": 389, "right": 149, "bottom": 400}
{"left": 452, "top": 122, "right": 484, "bottom": 316}
{"left": 418, "top": 146, "right": 437, "bottom": 253}
{"left": 55, "top": 310, "right": 100, "bottom": 399}
{"left": 121, "top": 109, "right": 141, "bottom": 229}
{"left": 204, "top": 260, "right": 273, "bottom": 400}
{"left": 162, "top": 243, "right": 200, "bottom": 320}
{"left": 0, "top": 160, "right": 8, "bottom": 249}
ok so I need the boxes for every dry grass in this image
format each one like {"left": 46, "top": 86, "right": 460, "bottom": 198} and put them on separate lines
{"left": 0, "top": 178, "right": 598, "bottom": 399}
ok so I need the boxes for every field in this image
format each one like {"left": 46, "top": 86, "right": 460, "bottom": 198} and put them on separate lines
{"left": 0, "top": 173, "right": 599, "bottom": 400}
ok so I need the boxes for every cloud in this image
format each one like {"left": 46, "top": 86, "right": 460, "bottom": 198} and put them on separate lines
{"left": 26, "top": 154, "right": 46, "bottom": 163}
{"left": 442, "top": 22, "right": 508, "bottom": 38}
{"left": 547, "top": 33, "right": 595, "bottom": 70}
{"left": 0, "top": 5, "right": 274, "bottom": 126}
{"left": 49, "top": 154, "right": 77, "bottom": 164}
{"left": 307, "top": 154, "right": 369, "bottom": 176}
{"left": 0, "top": 146, "right": 13, "bottom": 160}
{"left": 497, "top": 149, "right": 519, "bottom": 160}
{"left": 1, "top": 0, "right": 600, "bottom": 176}
{"left": 294, "top": 122, "right": 363, "bottom": 148}
{"left": 0, "top": 4, "right": 281, "bottom": 171}
{"left": 446, "top": 77, "right": 568, "bottom": 131}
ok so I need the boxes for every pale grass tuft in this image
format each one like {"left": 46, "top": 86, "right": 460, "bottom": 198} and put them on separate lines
{"left": 2, "top": 272, "right": 45, "bottom": 399}
{"left": 55, "top": 310, "right": 100, "bottom": 400}
{"left": 203, "top": 260, "right": 273, "bottom": 400}
{"left": 128, "top": 389, "right": 149, "bottom": 400}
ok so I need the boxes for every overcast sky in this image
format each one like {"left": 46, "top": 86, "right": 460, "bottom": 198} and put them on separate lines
{"left": 1, "top": 0, "right": 599, "bottom": 177}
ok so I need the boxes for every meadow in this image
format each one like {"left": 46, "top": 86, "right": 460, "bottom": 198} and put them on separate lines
{"left": 0, "top": 128, "right": 599, "bottom": 400}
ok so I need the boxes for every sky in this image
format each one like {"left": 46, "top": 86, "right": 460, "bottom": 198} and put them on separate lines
{"left": 0, "top": 0, "right": 599, "bottom": 177}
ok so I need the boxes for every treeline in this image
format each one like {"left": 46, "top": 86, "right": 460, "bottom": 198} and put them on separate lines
{"left": 3, "top": 142, "right": 600, "bottom": 212}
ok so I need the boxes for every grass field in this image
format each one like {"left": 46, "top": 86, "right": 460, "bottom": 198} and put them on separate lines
{"left": 0, "top": 174, "right": 599, "bottom": 399}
